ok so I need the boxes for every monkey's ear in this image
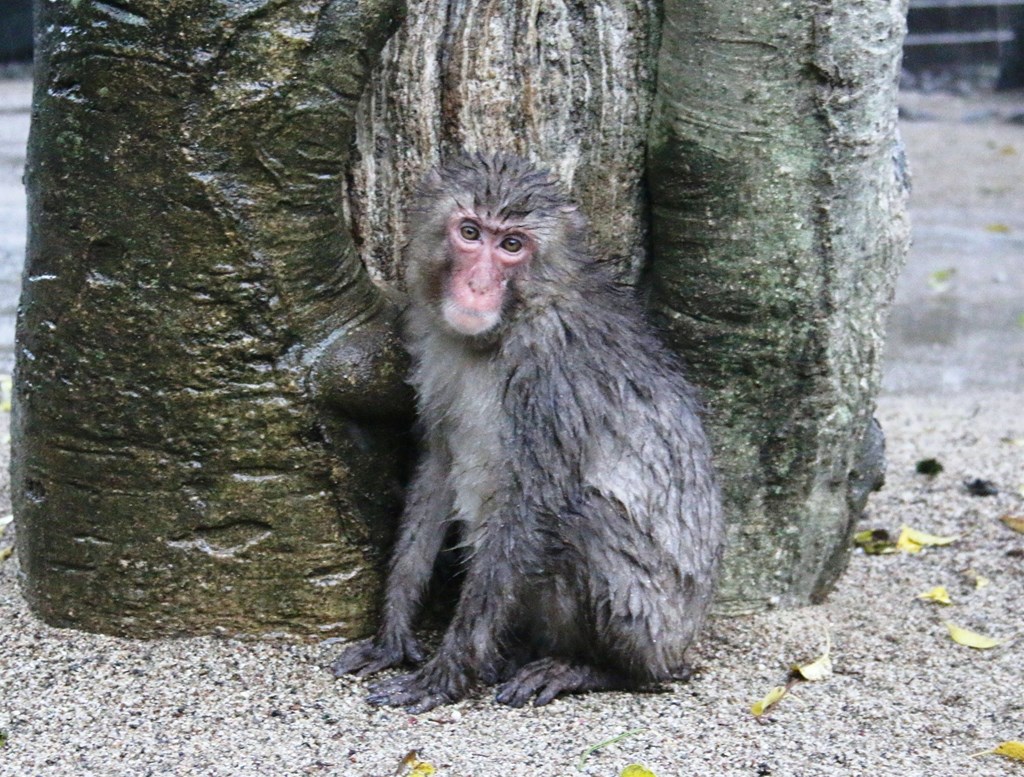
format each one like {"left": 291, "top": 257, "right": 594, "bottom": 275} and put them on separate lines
{"left": 558, "top": 204, "right": 587, "bottom": 231}
{"left": 417, "top": 166, "right": 444, "bottom": 194}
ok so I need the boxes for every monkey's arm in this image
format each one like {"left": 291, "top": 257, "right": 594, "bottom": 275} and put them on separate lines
{"left": 332, "top": 444, "right": 452, "bottom": 677}
{"left": 365, "top": 504, "right": 530, "bottom": 712}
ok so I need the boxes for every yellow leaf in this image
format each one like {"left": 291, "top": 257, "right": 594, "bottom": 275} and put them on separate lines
{"left": 917, "top": 586, "right": 952, "bottom": 605}
{"left": 792, "top": 630, "right": 832, "bottom": 681}
{"left": 751, "top": 686, "right": 788, "bottom": 717}
{"left": 972, "top": 741, "right": 1024, "bottom": 760}
{"left": 0, "top": 547, "right": 12, "bottom": 564}
{"left": 0, "top": 374, "right": 10, "bottom": 414}
{"left": 395, "top": 751, "right": 436, "bottom": 777}
{"left": 984, "top": 222, "right": 1010, "bottom": 233}
{"left": 944, "top": 621, "right": 1006, "bottom": 649}
{"left": 897, "top": 525, "right": 958, "bottom": 553}
{"left": 964, "top": 569, "right": 990, "bottom": 589}
{"left": 927, "top": 268, "right": 956, "bottom": 291}
{"left": 621, "top": 765, "right": 658, "bottom": 777}
{"left": 999, "top": 514, "right": 1024, "bottom": 534}
{"left": 853, "top": 528, "right": 897, "bottom": 555}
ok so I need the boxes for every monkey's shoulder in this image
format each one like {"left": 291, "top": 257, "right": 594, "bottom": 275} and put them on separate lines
{"left": 502, "top": 299, "right": 702, "bottom": 428}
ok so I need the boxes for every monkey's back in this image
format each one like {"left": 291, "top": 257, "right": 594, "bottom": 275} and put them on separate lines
{"left": 498, "top": 283, "right": 724, "bottom": 677}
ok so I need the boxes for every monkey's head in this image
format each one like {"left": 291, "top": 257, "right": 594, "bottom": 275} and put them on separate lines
{"left": 404, "top": 153, "right": 587, "bottom": 341}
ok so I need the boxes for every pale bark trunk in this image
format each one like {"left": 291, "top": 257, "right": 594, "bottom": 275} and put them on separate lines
{"left": 649, "top": 0, "right": 910, "bottom": 610}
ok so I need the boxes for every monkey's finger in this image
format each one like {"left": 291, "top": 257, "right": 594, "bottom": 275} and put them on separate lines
{"left": 532, "top": 682, "right": 566, "bottom": 707}
{"left": 404, "top": 693, "right": 451, "bottom": 714}
{"left": 331, "top": 640, "right": 378, "bottom": 676}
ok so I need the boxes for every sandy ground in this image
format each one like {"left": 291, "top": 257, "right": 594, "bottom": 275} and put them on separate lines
{"left": 0, "top": 85, "right": 1022, "bottom": 776}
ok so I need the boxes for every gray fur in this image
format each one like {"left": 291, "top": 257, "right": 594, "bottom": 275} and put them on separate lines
{"left": 333, "top": 153, "right": 724, "bottom": 711}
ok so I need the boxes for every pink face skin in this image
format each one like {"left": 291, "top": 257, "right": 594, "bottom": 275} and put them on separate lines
{"left": 442, "top": 212, "right": 533, "bottom": 336}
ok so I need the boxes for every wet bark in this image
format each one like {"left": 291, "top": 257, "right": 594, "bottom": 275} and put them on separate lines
{"left": 15, "top": 0, "right": 407, "bottom": 637}
{"left": 648, "top": 0, "right": 910, "bottom": 611}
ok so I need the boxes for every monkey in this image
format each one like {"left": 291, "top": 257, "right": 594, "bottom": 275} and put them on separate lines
{"left": 332, "top": 152, "right": 724, "bottom": 712}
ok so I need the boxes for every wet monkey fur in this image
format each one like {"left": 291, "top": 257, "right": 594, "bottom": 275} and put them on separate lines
{"left": 333, "top": 153, "right": 724, "bottom": 711}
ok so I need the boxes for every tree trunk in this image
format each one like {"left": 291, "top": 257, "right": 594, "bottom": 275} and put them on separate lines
{"left": 15, "top": 0, "right": 407, "bottom": 637}
{"left": 14, "top": 0, "right": 909, "bottom": 636}
{"left": 648, "top": 0, "right": 909, "bottom": 611}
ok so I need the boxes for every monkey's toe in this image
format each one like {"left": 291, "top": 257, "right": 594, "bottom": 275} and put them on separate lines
{"left": 495, "top": 658, "right": 624, "bottom": 707}
{"left": 331, "top": 634, "right": 425, "bottom": 678}
{"left": 366, "top": 661, "right": 468, "bottom": 712}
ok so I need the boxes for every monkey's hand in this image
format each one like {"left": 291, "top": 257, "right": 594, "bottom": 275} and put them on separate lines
{"left": 365, "top": 657, "right": 472, "bottom": 713}
{"left": 331, "top": 632, "right": 426, "bottom": 678}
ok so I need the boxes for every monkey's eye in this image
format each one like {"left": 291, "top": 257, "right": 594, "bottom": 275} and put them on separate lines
{"left": 459, "top": 223, "right": 481, "bottom": 241}
{"left": 500, "top": 236, "right": 523, "bottom": 253}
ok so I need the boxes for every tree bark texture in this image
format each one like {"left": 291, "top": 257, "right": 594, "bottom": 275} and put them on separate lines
{"left": 14, "top": 0, "right": 909, "bottom": 636}
{"left": 648, "top": 0, "right": 910, "bottom": 611}
{"left": 348, "top": 0, "right": 660, "bottom": 286}
{"left": 15, "top": 0, "right": 408, "bottom": 637}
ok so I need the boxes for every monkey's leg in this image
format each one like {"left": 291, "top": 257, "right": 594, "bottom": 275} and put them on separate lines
{"left": 494, "top": 657, "right": 630, "bottom": 708}
{"left": 332, "top": 450, "right": 452, "bottom": 678}
{"left": 366, "top": 511, "right": 531, "bottom": 712}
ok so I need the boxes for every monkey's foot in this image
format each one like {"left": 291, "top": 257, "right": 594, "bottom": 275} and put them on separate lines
{"left": 494, "top": 657, "right": 628, "bottom": 708}
{"left": 331, "top": 633, "right": 426, "bottom": 678}
{"left": 366, "top": 659, "right": 471, "bottom": 714}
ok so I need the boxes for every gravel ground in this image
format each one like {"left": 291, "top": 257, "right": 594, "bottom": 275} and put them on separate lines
{"left": 0, "top": 85, "right": 1022, "bottom": 776}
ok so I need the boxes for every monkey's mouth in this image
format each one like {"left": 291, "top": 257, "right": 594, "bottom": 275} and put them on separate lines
{"left": 441, "top": 300, "right": 501, "bottom": 337}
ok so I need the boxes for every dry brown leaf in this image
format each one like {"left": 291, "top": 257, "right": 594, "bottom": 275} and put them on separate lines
{"left": 999, "top": 514, "right": 1024, "bottom": 534}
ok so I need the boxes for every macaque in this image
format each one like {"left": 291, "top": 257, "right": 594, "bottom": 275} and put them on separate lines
{"left": 333, "top": 153, "right": 724, "bottom": 711}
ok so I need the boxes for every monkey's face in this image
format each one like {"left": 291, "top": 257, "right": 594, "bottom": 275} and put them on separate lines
{"left": 439, "top": 210, "right": 534, "bottom": 337}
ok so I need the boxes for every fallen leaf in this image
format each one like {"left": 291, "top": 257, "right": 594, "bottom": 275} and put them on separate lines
{"left": 984, "top": 222, "right": 1010, "bottom": 233}
{"left": 915, "top": 458, "right": 944, "bottom": 476}
{"left": 1000, "top": 515, "right": 1024, "bottom": 534}
{"left": 964, "top": 478, "right": 998, "bottom": 497}
{"left": 927, "top": 268, "right": 956, "bottom": 291}
{"left": 0, "top": 547, "right": 12, "bottom": 564}
{"left": 944, "top": 621, "right": 1006, "bottom": 650}
{"left": 853, "top": 528, "right": 897, "bottom": 555}
{"left": 917, "top": 586, "right": 952, "bottom": 605}
{"left": 792, "top": 630, "right": 832, "bottom": 681}
{"left": 897, "top": 525, "right": 958, "bottom": 553}
{"left": 751, "top": 686, "right": 789, "bottom": 718}
{"left": 577, "top": 728, "right": 646, "bottom": 770}
{"left": 621, "top": 765, "right": 658, "bottom": 777}
{"left": 394, "top": 751, "right": 436, "bottom": 777}
{"left": 972, "top": 741, "right": 1024, "bottom": 761}
{"left": 964, "top": 569, "right": 990, "bottom": 589}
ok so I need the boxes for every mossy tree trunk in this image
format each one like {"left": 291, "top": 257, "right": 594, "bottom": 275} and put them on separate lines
{"left": 14, "top": 0, "right": 908, "bottom": 637}
{"left": 648, "top": 0, "right": 909, "bottom": 611}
